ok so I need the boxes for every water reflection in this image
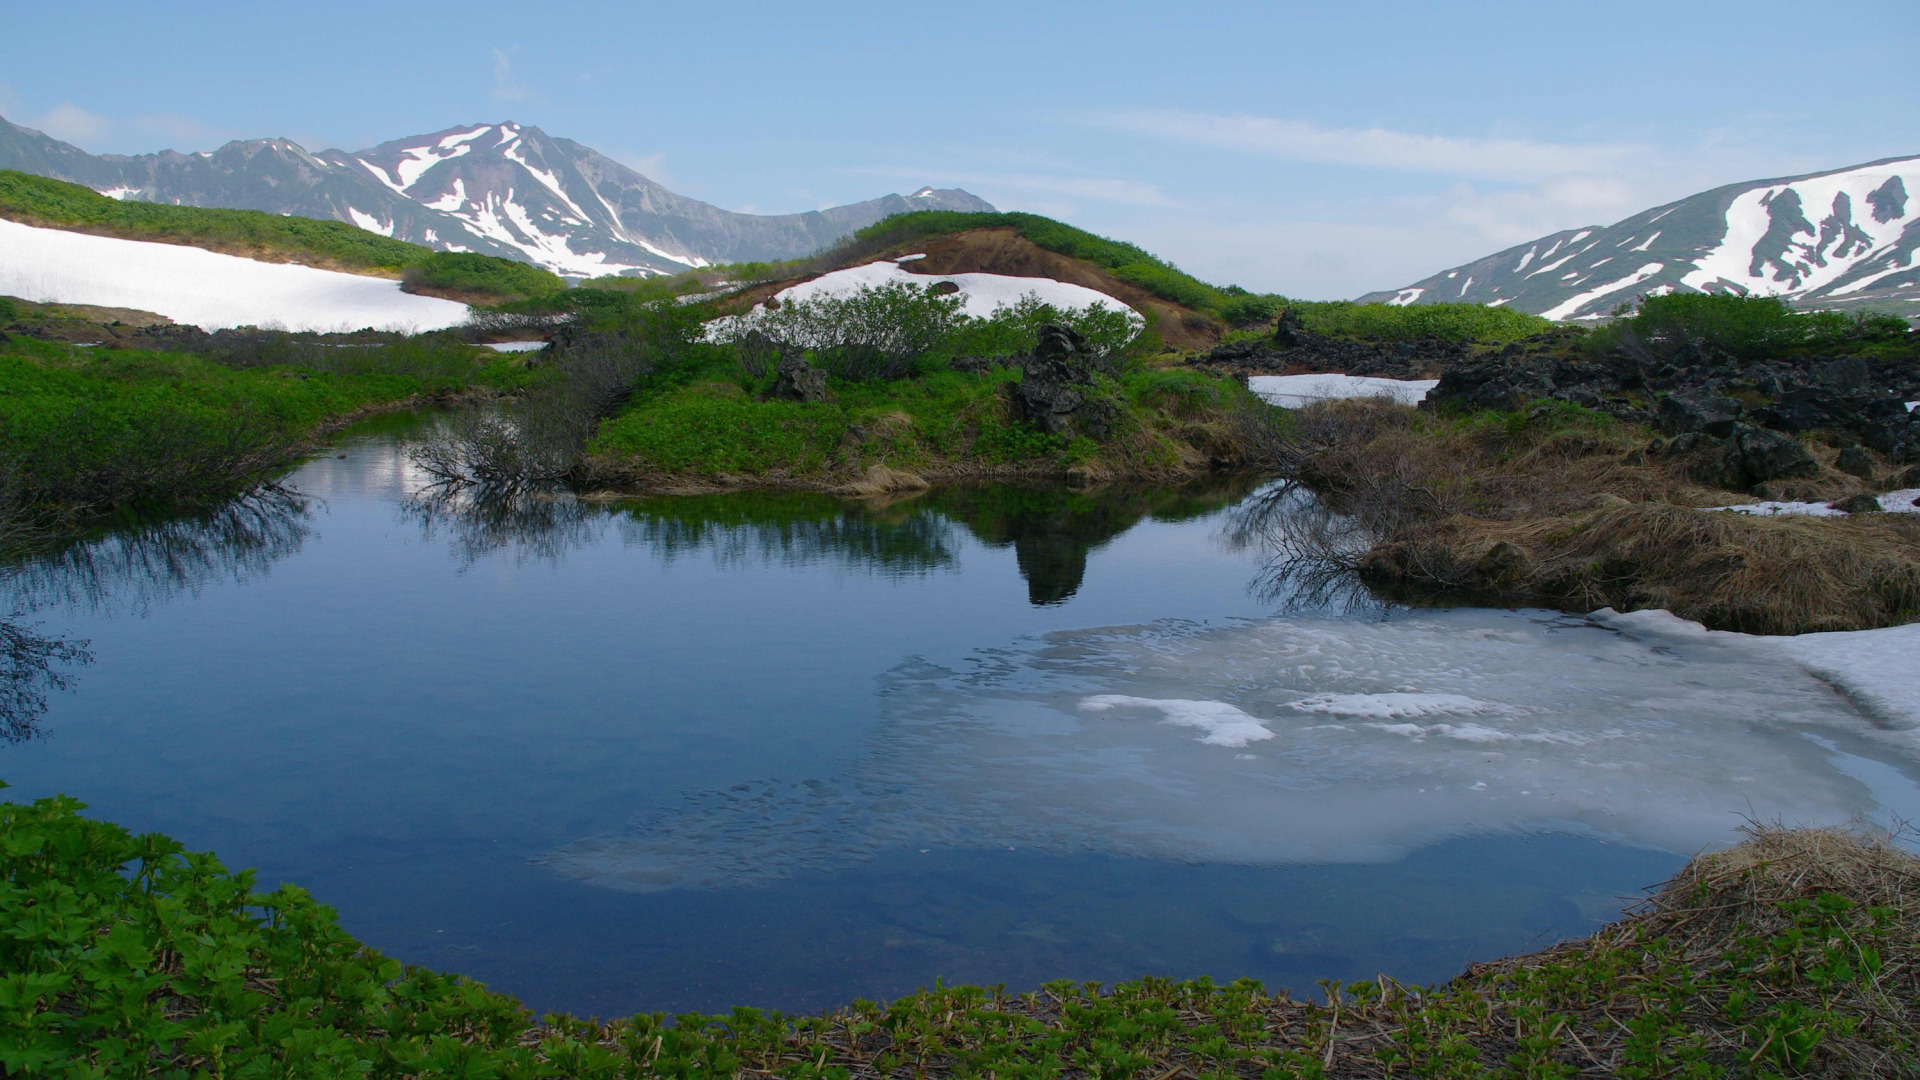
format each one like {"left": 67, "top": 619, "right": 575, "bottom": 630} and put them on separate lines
{"left": 399, "top": 469, "right": 1263, "bottom": 603}
{"left": 928, "top": 475, "right": 1264, "bottom": 605}
{"left": 0, "top": 487, "right": 311, "bottom": 742}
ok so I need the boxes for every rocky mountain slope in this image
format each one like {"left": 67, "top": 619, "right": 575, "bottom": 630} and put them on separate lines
{"left": 0, "top": 116, "right": 993, "bottom": 278}
{"left": 1359, "top": 156, "right": 1920, "bottom": 321}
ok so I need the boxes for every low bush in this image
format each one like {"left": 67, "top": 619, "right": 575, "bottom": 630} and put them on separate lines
{"left": 0, "top": 336, "right": 513, "bottom": 520}
{"left": 1291, "top": 300, "right": 1554, "bottom": 344}
{"left": 6, "top": 788, "right": 1914, "bottom": 1079}
{"left": 400, "top": 252, "right": 563, "bottom": 302}
{"left": 1596, "top": 292, "right": 1913, "bottom": 361}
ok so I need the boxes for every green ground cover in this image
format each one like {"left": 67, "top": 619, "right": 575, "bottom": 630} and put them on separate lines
{"left": 4, "top": 789, "right": 1913, "bottom": 1078}
{"left": 0, "top": 172, "right": 559, "bottom": 303}
{"left": 1290, "top": 301, "right": 1555, "bottom": 344}
{"left": 0, "top": 336, "right": 525, "bottom": 520}
{"left": 588, "top": 365, "right": 1259, "bottom": 483}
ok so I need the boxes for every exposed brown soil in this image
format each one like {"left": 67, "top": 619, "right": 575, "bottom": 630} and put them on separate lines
{"left": 720, "top": 227, "right": 1223, "bottom": 350}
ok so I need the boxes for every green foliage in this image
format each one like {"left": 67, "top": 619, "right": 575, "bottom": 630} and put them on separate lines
{"left": 2, "top": 792, "right": 1912, "bottom": 1079}
{"left": 742, "top": 280, "right": 966, "bottom": 380}
{"left": 1291, "top": 300, "right": 1555, "bottom": 344}
{"left": 0, "top": 336, "right": 509, "bottom": 519}
{"left": 1217, "top": 293, "right": 1287, "bottom": 327}
{"left": 400, "top": 252, "right": 563, "bottom": 301}
{"left": 1600, "top": 291, "right": 1912, "bottom": 360}
{"left": 0, "top": 170, "right": 548, "bottom": 303}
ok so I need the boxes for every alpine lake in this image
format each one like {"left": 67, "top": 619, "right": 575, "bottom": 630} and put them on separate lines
{"left": 6, "top": 410, "right": 1918, "bottom": 1018}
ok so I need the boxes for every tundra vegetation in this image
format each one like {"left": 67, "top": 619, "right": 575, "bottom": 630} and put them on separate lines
{"left": 1237, "top": 292, "right": 1920, "bottom": 632}
{"left": 5, "top": 790, "right": 1916, "bottom": 1079}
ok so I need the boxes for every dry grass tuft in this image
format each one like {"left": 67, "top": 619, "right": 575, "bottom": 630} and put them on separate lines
{"left": 1254, "top": 398, "right": 1920, "bottom": 632}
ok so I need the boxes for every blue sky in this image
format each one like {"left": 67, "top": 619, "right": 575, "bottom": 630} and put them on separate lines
{"left": 6, "top": 1, "right": 1915, "bottom": 298}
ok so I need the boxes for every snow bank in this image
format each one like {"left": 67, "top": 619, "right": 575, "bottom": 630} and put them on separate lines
{"left": 773, "top": 260, "right": 1138, "bottom": 322}
{"left": 481, "top": 341, "right": 548, "bottom": 353}
{"left": 1592, "top": 608, "right": 1920, "bottom": 734}
{"left": 1248, "top": 373, "right": 1438, "bottom": 409}
{"left": 0, "top": 219, "right": 469, "bottom": 332}
{"left": 1707, "top": 489, "right": 1920, "bottom": 517}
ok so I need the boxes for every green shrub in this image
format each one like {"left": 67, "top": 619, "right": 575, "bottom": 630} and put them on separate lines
{"left": 1600, "top": 292, "right": 1911, "bottom": 359}
{"left": 1292, "top": 300, "right": 1554, "bottom": 344}
{"left": 0, "top": 337, "right": 505, "bottom": 518}
{"left": 940, "top": 293, "right": 1142, "bottom": 361}
{"left": 1217, "top": 293, "right": 1286, "bottom": 327}
{"left": 401, "top": 252, "right": 563, "bottom": 301}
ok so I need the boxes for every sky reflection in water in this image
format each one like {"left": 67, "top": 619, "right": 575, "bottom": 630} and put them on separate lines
{"left": 2, "top": 415, "right": 1915, "bottom": 1015}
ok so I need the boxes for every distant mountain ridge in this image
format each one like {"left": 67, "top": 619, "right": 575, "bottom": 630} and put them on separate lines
{"left": 1358, "top": 156, "right": 1920, "bottom": 320}
{"left": 0, "top": 116, "right": 995, "bottom": 277}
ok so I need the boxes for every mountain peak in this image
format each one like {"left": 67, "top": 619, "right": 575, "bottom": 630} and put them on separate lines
{"left": 1360, "top": 155, "right": 1920, "bottom": 320}
{"left": 0, "top": 113, "right": 999, "bottom": 278}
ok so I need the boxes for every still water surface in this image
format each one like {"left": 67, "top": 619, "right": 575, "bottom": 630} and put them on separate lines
{"left": 6, "top": 413, "right": 1917, "bottom": 1016}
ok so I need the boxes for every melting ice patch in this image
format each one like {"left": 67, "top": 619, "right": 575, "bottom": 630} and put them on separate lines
{"left": 538, "top": 609, "right": 1920, "bottom": 892}
{"left": 1081, "top": 695, "right": 1274, "bottom": 747}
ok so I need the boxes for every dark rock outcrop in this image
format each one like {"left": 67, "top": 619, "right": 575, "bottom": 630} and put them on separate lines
{"left": 1011, "top": 325, "right": 1118, "bottom": 438}
{"left": 765, "top": 352, "right": 828, "bottom": 403}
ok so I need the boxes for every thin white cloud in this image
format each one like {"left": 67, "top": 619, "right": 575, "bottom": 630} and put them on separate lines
{"left": 1092, "top": 109, "right": 1639, "bottom": 183}
{"left": 490, "top": 47, "right": 530, "bottom": 104}
{"left": 33, "top": 102, "right": 110, "bottom": 145}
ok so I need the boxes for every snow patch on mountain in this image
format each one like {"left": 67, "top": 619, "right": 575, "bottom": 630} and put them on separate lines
{"left": 0, "top": 218, "right": 467, "bottom": 332}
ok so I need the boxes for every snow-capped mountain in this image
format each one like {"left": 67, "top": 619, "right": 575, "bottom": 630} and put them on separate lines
{"left": 0, "top": 115, "right": 995, "bottom": 277}
{"left": 1358, "top": 156, "right": 1920, "bottom": 320}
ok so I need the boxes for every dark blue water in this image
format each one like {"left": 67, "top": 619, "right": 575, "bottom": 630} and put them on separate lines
{"left": 16, "top": 413, "right": 1909, "bottom": 1017}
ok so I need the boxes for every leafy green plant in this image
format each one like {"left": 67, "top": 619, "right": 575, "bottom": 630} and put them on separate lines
{"left": 1597, "top": 292, "right": 1911, "bottom": 360}
{"left": 1290, "top": 300, "right": 1554, "bottom": 344}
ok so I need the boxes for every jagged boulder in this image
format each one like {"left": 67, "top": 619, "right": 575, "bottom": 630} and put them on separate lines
{"left": 1658, "top": 391, "right": 1743, "bottom": 438}
{"left": 1427, "top": 355, "right": 1556, "bottom": 412}
{"left": 1725, "top": 424, "right": 1818, "bottom": 488}
{"left": 1011, "top": 325, "right": 1119, "bottom": 438}
{"left": 765, "top": 351, "right": 828, "bottom": 403}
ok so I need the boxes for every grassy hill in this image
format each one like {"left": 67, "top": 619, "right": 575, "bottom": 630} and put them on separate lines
{"left": 0, "top": 171, "right": 562, "bottom": 304}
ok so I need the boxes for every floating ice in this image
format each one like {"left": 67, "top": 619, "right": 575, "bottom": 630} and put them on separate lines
{"left": 0, "top": 218, "right": 468, "bottom": 332}
{"left": 1081, "top": 695, "right": 1274, "bottom": 747}
{"left": 540, "top": 609, "right": 1920, "bottom": 891}
{"left": 1248, "top": 374, "right": 1438, "bottom": 409}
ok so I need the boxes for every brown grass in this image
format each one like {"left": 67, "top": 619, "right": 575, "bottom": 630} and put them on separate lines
{"left": 1259, "top": 399, "right": 1920, "bottom": 632}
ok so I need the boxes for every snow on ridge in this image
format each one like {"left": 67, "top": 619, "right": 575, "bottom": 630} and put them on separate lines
{"left": 1387, "top": 287, "right": 1424, "bottom": 306}
{"left": 1681, "top": 162, "right": 1920, "bottom": 299}
{"left": 0, "top": 218, "right": 466, "bottom": 333}
{"left": 501, "top": 141, "right": 593, "bottom": 224}
{"left": 345, "top": 208, "right": 393, "bottom": 237}
{"left": 1541, "top": 262, "right": 1665, "bottom": 321}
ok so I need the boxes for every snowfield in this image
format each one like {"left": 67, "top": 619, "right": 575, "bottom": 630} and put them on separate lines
{"left": 1248, "top": 373, "right": 1438, "bottom": 408}
{"left": 774, "top": 259, "right": 1140, "bottom": 322}
{"left": 0, "top": 219, "right": 470, "bottom": 332}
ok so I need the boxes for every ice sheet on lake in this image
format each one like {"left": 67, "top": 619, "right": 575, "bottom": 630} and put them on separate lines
{"left": 538, "top": 609, "right": 1920, "bottom": 892}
